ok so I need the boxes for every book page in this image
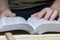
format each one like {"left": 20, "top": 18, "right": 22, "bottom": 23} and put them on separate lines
{"left": 0, "top": 18, "right": 4, "bottom": 29}
{"left": 2, "top": 17, "right": 27, "bottom": 26}
{"left": 0, "top": 17, "right": 34, "bottom": 33}
{"left": 36, "top": 21, "right": 60, "bottom": 34}
{"left": 27, "top": 17, "right": 49, "bottom": 30}
{"left": 27, "top": 17, "right": 60, "bottom": 34}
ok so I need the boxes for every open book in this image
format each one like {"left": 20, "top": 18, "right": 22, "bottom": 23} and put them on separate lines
{"left": 0, "top": 17, "right": 60, "bottom": 34}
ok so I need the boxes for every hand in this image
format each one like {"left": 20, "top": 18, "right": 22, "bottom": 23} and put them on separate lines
{"left": 0, "top": 9, "right": 16, "bottom": 17}
{"left": 31, "top": 8, "right": 59, "bottom": 20}
{"left": 58, "top": 13, "right": 60, "bottom": 21}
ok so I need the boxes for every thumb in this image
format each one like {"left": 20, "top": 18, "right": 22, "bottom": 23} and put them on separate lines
{"left": 10, "top": 13, "right": 16, "bottom": 17}
{"left": 0, "top": 15, "right": 6, "bottom": 18}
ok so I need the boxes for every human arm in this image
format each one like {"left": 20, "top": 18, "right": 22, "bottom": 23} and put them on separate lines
{"left": 0, "top": 0, "right": 16, "bottom": 17}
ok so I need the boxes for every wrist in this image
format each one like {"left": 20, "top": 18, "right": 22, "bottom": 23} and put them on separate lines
{"left": 0, "top": 7, "right": 10, "bottom": 13}
{"left": 51, "top": 0, "right": 60, "bottom": 10}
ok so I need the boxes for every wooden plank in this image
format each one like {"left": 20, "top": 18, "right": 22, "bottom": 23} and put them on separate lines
{"left": 5, "top": 32, "right": 16, "bottom": 40}
{"left": 4, "top": 33, "right": 60, "bottom": 40}
{"left": 0, "top": 35, "right": 7, "bottom": 40}
{"left": 13, "top": 34, "right": 60, "bottom": 40}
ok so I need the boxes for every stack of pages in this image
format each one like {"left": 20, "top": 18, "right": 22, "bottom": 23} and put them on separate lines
{"left": 0, "top": 17, "right": 60, "bottom": 34}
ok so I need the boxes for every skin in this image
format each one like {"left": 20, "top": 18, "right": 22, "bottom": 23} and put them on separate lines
{"left": 0, "top": 0, "right": 16, "bottom": 17}
{"left": 0, "top": 0, "right": 60, "bottom": 21}
{"left": 31, "top": 8, "right": 59, "bottom": 20}
{"left": 31, "top": 0, "right": 60, "bottom": 21}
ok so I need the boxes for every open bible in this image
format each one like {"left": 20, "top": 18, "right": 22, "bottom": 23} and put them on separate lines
{"left": 0, "top": 17, "right": 60, "bottom": 34}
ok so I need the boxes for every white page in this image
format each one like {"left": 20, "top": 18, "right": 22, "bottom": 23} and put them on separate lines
{"left": 35, "top": 21, "right": 60, "bottom": 34}
{"left": 0, "top": 23, "right": 34, "bottom": 33}
{"left": 27, "top": 17, "right": 50, "bottom": 30}
{"left": 27, "top": 17, "right": 60, "bottom": 34}
{"left": 0, "top": 17, "right": 34, "bottom": 33}
{"left": 28, "top": 17, "right": 60, "bottom": 29}
{"left": 0, "top": 18, "right": 4, "bottom": 29}
{"left": 2, "top": 17, "right": 27, "bottom": 26}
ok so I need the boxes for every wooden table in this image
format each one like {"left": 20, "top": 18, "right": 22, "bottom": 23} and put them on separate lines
{"left": 0, "top": 32, "right": 59, "bottom": 40}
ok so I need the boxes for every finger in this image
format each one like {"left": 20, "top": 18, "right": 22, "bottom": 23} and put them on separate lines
{"left": 43, "top": 9, "right": 53, "bottom": 20}
{"left": 58, "top": 18, "right": 60, "bottom": 21}
{"left": 10, "top": 13, "right": 16, "bottom": 17}
{"left": 37, "top": 8, "right": 50, "bottom": 19}
{"left": 8, "top": 13, "right": 16, "bottom": 17}
{"left": 0, "top": 15, "right": 6, "bottom": 18}
{"left": 58, "top": 13, "right": 60, "bottom": 21}
{"left": 31, "top": 13, "right": 39, "bottom": 17}
{"left": 50, "top": 10, "right": 59, "bottom": 20}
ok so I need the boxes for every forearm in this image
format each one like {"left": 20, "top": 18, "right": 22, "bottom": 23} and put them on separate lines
{"left": 0, "top": 0, "right": 9, "bottom": 12}
{"left": 51, "top": 0, "right": 60, "bottom": 10}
